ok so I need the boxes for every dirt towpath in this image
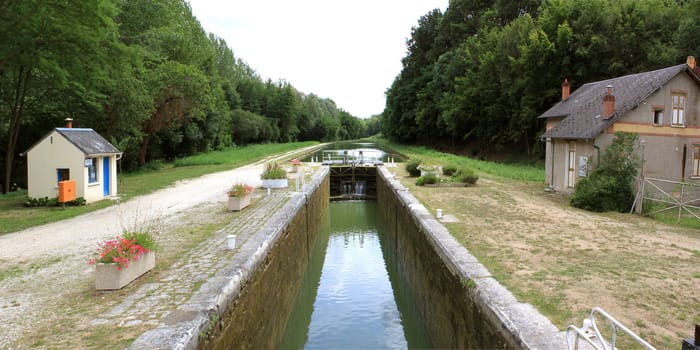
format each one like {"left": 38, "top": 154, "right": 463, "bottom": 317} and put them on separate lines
{"left": 0, "top": 145, "right": 318, "bottom": 349}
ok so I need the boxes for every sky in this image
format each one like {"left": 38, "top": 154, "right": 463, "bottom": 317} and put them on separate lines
{"left": 187, "top": 0, "right": 449, "bottom": 118}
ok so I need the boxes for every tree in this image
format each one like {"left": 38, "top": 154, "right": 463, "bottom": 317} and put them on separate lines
{"left": 0, "top": 0, "right": 117, "bottom": 193}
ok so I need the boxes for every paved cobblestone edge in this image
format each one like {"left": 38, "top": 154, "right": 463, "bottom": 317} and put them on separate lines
{"left": 128, "top": 167, "right": 330, "bottom": 350}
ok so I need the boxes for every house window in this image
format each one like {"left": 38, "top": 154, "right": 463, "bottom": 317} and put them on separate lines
{"left": 86, "top": 158, "right": 98, "bottom": 184}
{"left": 672, "top": 93, "right": 686, "bottom": 126}
{"left": 652, "top": 108, "right": 663, "bottom": 126}
{"left": 56, "top": 168, "right": 70, "bottom": 183}
{"left": 693, "top": 145, "right": 700, "bottom": 178}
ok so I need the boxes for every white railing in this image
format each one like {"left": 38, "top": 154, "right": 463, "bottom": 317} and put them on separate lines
{"left": 566, "top": 307, "right": 656, "bottom": 350}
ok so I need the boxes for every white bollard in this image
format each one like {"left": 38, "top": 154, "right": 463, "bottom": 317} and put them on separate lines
{"left": 436, "top": 209, "right": 443, "bottom": 219}
{"left": 226, "top": 235, "right": 237, "bottom": 250}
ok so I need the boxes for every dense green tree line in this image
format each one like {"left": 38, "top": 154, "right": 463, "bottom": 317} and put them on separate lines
{"left": 0, "top": 0, "right": 366, "bottom": 192}
{"left": 383, "top": 0, "right": 697, "bottom": 157}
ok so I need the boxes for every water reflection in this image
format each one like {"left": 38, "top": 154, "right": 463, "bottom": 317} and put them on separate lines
{"left": 278, "top": 201, "right": 431, "bottom": 349}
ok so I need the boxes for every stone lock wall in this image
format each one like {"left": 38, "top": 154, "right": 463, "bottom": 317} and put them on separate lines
{"left": 128, "top": 167, "right": 329, "bottom": 350}
{"left": 376, "top": 167, "right": 564, "bottom": 349}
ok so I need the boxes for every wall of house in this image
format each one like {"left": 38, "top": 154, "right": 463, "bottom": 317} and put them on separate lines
{"left": 612, "top": 73, "right": 700, "bottom": 181}
{"left": 82, "top": 155, "right": 118, "bottom": 203}
{"left": 548, "top": 139, "right": 598, "bottom": 192}
{"left": 27, "top": 130, "right": 85, "bottom": 199}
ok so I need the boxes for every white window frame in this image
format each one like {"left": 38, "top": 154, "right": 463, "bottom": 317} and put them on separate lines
{"left": 86, "top": 158, "right": 98, "bottom": 184}
{"left": 652, "top": 106, "right": 663, "bottom": 126}
{"left": 672, "top": 93, "right": 686, "bottom": 126}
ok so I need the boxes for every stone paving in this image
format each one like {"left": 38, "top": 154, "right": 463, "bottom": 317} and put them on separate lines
{"left": 89, "top": 186, "right": 294, "bottom": 330}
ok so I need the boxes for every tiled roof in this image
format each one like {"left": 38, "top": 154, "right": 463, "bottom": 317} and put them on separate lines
{"left": 540, "top": 64, "right": 691, "bottom": 139}
{"left": 55, "top": 128, "right": 120, "bottom": 155}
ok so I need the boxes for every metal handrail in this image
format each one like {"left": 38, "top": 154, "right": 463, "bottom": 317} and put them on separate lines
{"left": 566, "top": 307, "right": 656, "bottom": 350}
{"left": 589, "top": 307, "right": 656, "bottom": 350}
{"left": 566, "top": 325, "right": 603, "bottom": 350}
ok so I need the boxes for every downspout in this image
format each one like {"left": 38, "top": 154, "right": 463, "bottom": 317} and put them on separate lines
{"left": 593, "top": 144, "right": 601, "bottom": 169}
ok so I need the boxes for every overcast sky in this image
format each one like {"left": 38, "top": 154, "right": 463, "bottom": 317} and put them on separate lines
{"left": 188, "top": 0, "right": 448, "bottom": 118}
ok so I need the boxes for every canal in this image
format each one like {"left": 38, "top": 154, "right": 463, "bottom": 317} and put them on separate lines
{"left": 278, "top": 200, "right": 431, "bottom": 349}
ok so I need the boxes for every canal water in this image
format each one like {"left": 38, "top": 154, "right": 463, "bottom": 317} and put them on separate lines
{"left": 278, "top": 201, "right": 431, "bottom": 349}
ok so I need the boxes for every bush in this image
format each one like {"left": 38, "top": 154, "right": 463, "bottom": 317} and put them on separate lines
{"left": 405, "top": 159, "right": 422, "bottom": 177}
{"left": 442, "top": 165, "right": 458, "bottom": 176}
{"left": 261, "top": 162, "right": 287, "bottom": 179}
{"left": 416, "top": 173, "right": 438, "bottom": 186}
{"left": 571, "top": 132, "right": 639, "bottom": 213}
{"left": 570, "top": 173, "right": 634, "bottom": 212}
{"left": 24, "top": 196, "right": 85, "bottom": 207}
{"left": 455, "top": 168, "right": 479, "bottom": 185}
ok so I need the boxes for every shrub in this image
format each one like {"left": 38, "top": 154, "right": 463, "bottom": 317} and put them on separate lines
{"left": 261, "top": 162, "right": 287, "bottom": 179}
{"left": 455, "top": 168, "right": 479, "bottom": 185}
{"left": 406, "top": 159, "right": 422, "bottom": 177}
{"left": 24, "top": 196, "right": 85, "bottom": 207}
{"left": 442, "top": 165, "right": 458, "bottom": 176}
{"left": 571, "top": 132, "right": 639, "bottom": 212}
{"left": 416, "top": 173, "right": 438, "bottom": 186}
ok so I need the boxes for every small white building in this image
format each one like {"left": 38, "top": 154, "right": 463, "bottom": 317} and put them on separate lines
{"left": 25, "top": 121, "right": 121, "bottom": 203}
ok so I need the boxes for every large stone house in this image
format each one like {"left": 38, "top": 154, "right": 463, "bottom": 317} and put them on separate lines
{"left": 24, "top": 119, "right": 122, "bottom": 203}
{"left": 539, "top": 56, "right": 700, "bottom": 192}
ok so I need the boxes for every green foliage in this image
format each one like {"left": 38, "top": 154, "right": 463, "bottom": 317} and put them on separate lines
{"left": 405, "top": 159, "right": 423, "bottom": 177}
{"left": 455, "top": 168, "right": 479, "bottom": 185}
{"left": 442, "top": 165, "right": 458, "bottom": 176}
{"left": 0, "top": 0, "right": 364, "bottom": 191}
{"left": 416, "top": 173, "right": 439, "bottom": 186}
{"left": 382, "top": 0, "right": 688, "bottom": 158}
{"left": 261, "top": 162, "right": 287, "bottom": 180}
{"left": 24, "top": 197, "right": 86, "bottom": 207}
{"left": 571, "top": 133, "right": 639, "bottom": 212}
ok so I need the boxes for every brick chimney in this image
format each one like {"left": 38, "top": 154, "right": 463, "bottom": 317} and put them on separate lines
{"left": 603, "top": 85, "right": 615, "bottom": 119}
{"left": 688, "top": 56, "right": 696, "bottom": 69}
{"left": 65, "top": 118, "right": 73, "bottom": 128}
{"left": 562, "top": 78, "right": 570, "bottom": 101}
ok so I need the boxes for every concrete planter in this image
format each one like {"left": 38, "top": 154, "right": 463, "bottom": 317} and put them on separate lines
{"left": 262, "top": 178, "right": 288, "bottom": 189}
{"left": 228, "top": 195, "right": 251, "bottom": 211}
{"left": 95, "top": 252, "right": 155, "bottom": 290}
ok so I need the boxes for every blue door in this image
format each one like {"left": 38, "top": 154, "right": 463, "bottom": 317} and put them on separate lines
{"left": 103, "top": 157, "right": 110, "bottom": 196}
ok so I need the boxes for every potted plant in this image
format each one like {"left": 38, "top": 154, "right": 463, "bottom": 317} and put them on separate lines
{"left": 89, "top": 230, "right": 157, "bottom": 290}
{"left": 261, "top": 162, "right": 288, "bottom": 188}
{"left": 227, "top": 183, "right": 254, "bottom": 211}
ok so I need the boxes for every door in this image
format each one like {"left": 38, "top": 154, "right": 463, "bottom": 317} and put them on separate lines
{"left": 567, "top": 142, "right": 576, "bottom": 188}
{"left": 103, "top": 157, "right": 110, "bottom": 196}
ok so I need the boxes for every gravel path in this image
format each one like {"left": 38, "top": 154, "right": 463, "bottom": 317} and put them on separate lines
{"left": 0, "top": 146, "right": 318, "bottom": 349}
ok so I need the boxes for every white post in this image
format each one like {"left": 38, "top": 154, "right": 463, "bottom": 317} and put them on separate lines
{"left": 226, "top": 235, "right": 236, "bottom": 250}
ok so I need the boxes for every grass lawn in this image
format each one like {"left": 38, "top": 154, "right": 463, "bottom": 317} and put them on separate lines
{"left": 0, "top": 142, "right": 318, "bottom": 235}
{"left": 385, "top": 141, "right": 700, "bottom": 349}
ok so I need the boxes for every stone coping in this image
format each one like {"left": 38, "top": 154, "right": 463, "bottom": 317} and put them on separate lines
{"left": 377, "top": 166, "right": 566, "bottom": 349}
{"left": 128, "top": 167, "right": 329, "bottom": 350}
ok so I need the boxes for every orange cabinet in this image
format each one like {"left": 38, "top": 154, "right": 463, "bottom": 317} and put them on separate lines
{"left": 58, "top": 180, "right": 76, "bottom": 203}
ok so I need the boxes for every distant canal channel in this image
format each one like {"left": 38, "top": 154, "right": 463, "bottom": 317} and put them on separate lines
{"left": 300, "top": 141, "right": 405, "bottom": 165}
{"left": 277, "top": 201, "right": 431, "bottom": 349}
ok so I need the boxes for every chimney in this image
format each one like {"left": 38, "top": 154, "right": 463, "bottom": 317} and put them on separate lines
{"left": 603, "top": 85, "right": 615, "bottom": 119}
{"left": 688, "top": 56, "right": 696, "bottom": 69}
{"left": 562, "top": 78, "right": 570, "bottom": 101}
{"left": 65, "top": 118, "right": 73, "bottom": 128}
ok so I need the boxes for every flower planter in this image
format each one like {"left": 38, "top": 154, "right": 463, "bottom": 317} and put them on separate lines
{"left": 262, "top": 178, "right": 288, "bottom": 189}
{"left": 95, "top": 252, "right": 155, "bottom": 290}
{"left": 228, "top": 194, "right": 251, "bottom": 211}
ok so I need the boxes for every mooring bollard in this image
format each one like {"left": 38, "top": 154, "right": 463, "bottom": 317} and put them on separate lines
{"left": 226, "top": 235, "right": 236, "bottom": 250}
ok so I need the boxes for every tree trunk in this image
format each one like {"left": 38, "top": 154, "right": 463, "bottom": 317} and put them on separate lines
{"left": 138, "top": 133, "right": 151, "bottom": 166}
{"left": 3, "top": 66, "right": 30, "bottom": 194}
